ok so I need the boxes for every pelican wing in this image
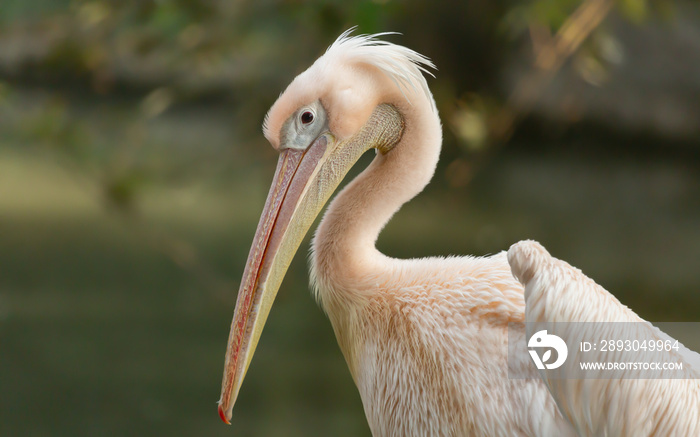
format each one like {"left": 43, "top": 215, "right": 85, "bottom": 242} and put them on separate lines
{"left": 508, "top": 240, "right": 700, "bottom": 437}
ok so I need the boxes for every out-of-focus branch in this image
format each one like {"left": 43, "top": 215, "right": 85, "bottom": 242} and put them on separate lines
{"left": 447, "top": 0, "right": 615, "bottom": 189}
{"left": 536, "top": 0, "right": 615, "bottom": 71}
{"left": 491, "top": 0, "right": 615, "bottom": 142}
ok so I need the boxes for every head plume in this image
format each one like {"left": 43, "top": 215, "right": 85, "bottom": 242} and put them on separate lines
{"left": 262, "top": 28, "right": 436, "bottom": 148}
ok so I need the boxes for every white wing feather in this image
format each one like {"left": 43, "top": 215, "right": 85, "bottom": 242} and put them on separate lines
{"left": 508, "top": 240, "right": 700, "bottom": 436}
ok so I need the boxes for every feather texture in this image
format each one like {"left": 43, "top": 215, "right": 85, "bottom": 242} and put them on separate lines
{"left": 508, "top": 240, "right": 700, "bottom": 437}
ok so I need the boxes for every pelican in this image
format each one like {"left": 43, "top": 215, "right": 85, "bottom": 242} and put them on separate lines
{"left": 216, "top": 29, "right": 576, "bottom": 436}
{"left": 508, "top": 241, "right": 700, "bottom": 436}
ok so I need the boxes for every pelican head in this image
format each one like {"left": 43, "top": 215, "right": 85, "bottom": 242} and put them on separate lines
{"left": 217, "top": 30, "right": 435, "bottom": 424}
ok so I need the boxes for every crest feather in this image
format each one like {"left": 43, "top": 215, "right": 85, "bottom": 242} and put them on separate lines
{"left": 325, "top": 28, "right": 436, "bottom": 111}
{"left": 262, "top": 29, "right": 436, "bottom": 141}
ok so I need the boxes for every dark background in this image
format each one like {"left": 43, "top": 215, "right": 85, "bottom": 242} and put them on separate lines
{"left": 1, "top": 0, "right": 699, "bottom": 435}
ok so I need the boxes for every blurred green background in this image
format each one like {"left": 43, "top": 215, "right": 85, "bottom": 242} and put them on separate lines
{"left": 1, "top": 0, "right": 699, "bottom": 435}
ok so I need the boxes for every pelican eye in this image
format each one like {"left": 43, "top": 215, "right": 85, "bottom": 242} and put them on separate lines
{"left": 300, "top": 110, "right": 314, "bottom": 125}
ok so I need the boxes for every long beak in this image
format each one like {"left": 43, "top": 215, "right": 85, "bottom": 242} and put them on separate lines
{"left": 217, "top": 104, "right": 404, "bottom": 424}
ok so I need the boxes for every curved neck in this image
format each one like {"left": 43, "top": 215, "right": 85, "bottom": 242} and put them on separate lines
{"left": 311, "top": 95, "right": 442, "bottom": 296}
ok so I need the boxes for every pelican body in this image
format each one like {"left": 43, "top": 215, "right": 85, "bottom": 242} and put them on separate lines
{"left": 215, "top": 30, "right": 576, "bottom": 436}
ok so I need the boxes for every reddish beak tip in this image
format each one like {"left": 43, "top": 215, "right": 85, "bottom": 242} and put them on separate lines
{"left": 218, "top": 404, "right": 231, "bottom": 425}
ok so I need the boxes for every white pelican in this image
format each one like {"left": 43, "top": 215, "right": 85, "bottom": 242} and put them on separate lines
{"left": 217, "top": 30, "right": 574, "bottom": 436}
{"left": 508, "top": 240, "right": 700, "bottom": 436}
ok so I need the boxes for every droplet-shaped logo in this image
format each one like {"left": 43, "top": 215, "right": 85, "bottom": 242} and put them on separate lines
{"left": 528, "top": 330, "right": 568, "bottom": 370}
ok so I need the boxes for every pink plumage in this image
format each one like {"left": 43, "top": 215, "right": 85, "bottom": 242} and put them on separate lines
{"left": 218, "top": 31, "right": 699, "bottom": 436}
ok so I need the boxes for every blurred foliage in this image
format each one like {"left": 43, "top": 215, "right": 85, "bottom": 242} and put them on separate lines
{"left": 0, "top": 0, "right": 694, "bottom": 310}
{"left": 0, "top": 0, "right": 682, "bottom": 204}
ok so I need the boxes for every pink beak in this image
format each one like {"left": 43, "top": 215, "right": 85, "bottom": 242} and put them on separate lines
{"left": 218, "top": 136, "right": 329, "bottom": 424}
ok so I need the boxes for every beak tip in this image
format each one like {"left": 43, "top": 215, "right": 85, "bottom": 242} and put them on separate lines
{"left": 218, "top": 404, "right": 231, "bottom": 425}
